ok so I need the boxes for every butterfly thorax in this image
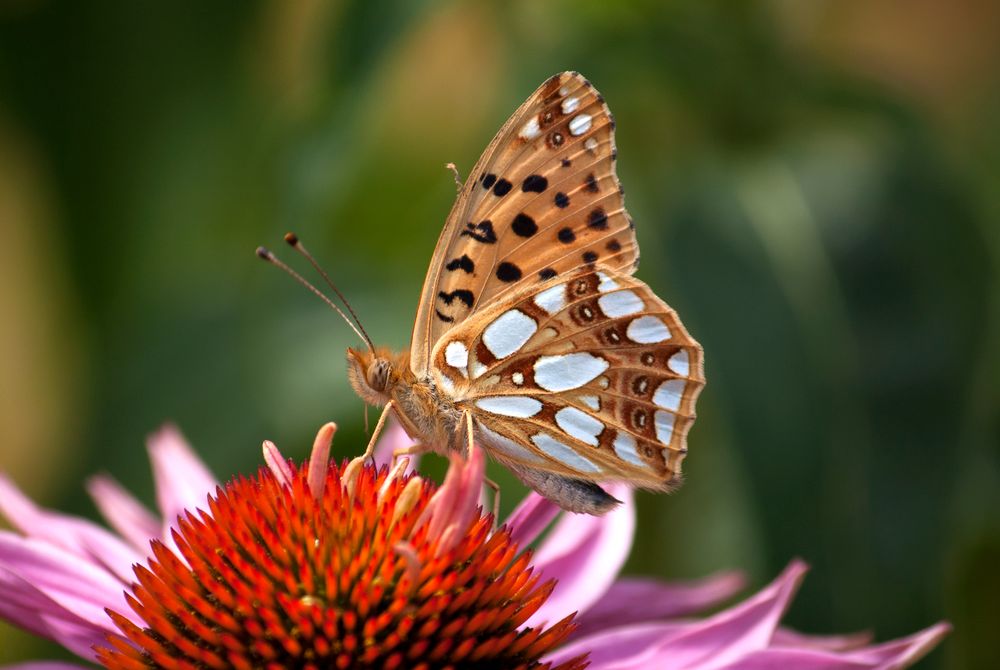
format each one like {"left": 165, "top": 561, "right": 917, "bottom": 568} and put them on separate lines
{"left": 347, "top": 346, "right": 463, "bottom": 452}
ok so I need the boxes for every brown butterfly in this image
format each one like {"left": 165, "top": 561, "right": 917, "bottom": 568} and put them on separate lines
{"left": 267, "top": 72, "right": 704, "bottom": 515}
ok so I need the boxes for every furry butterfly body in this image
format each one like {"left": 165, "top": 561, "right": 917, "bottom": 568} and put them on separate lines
{"left": 348, "top": 72, "right": 704, "bottom": 515}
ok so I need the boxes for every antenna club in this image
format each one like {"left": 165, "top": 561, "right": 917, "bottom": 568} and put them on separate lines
{"left": 256, "top": 246, "right": 273, "bottom": 260}
{"left": 284, "top": 232, "right": 300, "bottom": 246}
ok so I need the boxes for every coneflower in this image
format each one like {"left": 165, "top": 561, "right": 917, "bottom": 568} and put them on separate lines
{"left": 0, "top": 422, "right": 949, "bottom": 669}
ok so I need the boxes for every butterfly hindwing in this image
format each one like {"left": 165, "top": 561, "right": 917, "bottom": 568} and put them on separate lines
{"left": 411, "top": 72, "right": 637, "bottom": 376}
{"left": 430, "top": 267, "right": 704, "bottom": 487}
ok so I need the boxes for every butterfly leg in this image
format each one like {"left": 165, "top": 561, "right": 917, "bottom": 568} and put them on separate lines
{"left": 391, "top": 443, "right": 431, "bottom": 465}
{"left": 483, "top": 476, "right": 501, "bottom": 530}
{"left": 361, "top": 401, "right": 394, "bottom": 461}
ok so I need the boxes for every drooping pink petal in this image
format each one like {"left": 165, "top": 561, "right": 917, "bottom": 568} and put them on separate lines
{"left": 548, "top": 560, "right": 808, "bottom": 669}
{"left": 571, "top": 570, "right": 747, "bottom": 639}
{"left": 505, "top": 492, "right": 560, "bottom": 548}
{"left": 0, "top": 532, "right": 130, "bottom": 627}
{"left": 147, "top": 424, "right": 217, "bottom": 533}
{"left": 772, "top": 627, "right": 873, "bottom": 652}
{"left": 0, "top": 567, "right": 117, "bottom": 659}
{"left": 0, "top": 663, "right": 97, "bottom": 669}
{"left": 307, "top": 422, "right": 336, "bottom": 499}
{"left": 525, "top": 484, "right": 635, "bottom": 628}
{"left": 0, "top": 474, "right": 140, "bottom": 583}
{"left": 262, "top": 440, "right": 294, "bottom": 488}
{"left": 85, "top": 474, "right": 160, "bottom": 551}
{"left": 372, "top": 419, "right": 418, "bottom": 473}
{"left": 840, "top": 622, "right": 951, "bottom": 668}
{"left": 711, "top": 647, "right": 886, "bottom": 669}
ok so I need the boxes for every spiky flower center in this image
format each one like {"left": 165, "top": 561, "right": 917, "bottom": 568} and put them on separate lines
{"left": 97, "top": 460, "right": 585, "bottom": 670}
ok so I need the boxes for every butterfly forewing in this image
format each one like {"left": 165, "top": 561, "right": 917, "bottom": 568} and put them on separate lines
{"left": 411, "top": 72, "right": 637, "bottom": 376}
{"left": 430, "top": 267, "right": 704, "bottom": 487}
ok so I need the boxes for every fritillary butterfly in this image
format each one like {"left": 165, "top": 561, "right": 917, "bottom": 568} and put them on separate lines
{"left": 328, "top": 72, "right": 703, "bottom": 514}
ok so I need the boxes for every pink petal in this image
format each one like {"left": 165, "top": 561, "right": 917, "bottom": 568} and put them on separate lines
{"left": 711, "top": 648, "right": 880, "bottom": 669}
{"left": 307, "top": 423, "right": 336, "bottom": 499}
{"left": 525, "top": 484, "right": 635, "bottom": 627}
{"left": 571, "top": 570, "right": 747, "bottom": 639}
{"left": 504, "top": 492, "right": 560, "bottom": 548}
{"left": 262, "top": 440, "right": 294, "bottom": 489}
{"left": 372, "top": 420, "right": 418, "bottom": 473}
{"left": 417, "top": 447, "right": 486, "bottom": 553}
{"left": 0, "top": 532, "right": 129, "bottom": 627}
{"left": 85, "top": 474, "right": 160, "bottom": 552}
{"left": 0, "top": 567, "right": 117, "bottom": 660}
{"left": 841, "top": 622, "right": 950, "bottom": 669}
{"left": 0, "top": 664, "right": 98, "bottom": 669}
{"left": 649, "top": 560, "right": 808, "bottom": 669}
{"left": 147, "top": 424, "right": 217, "bottom": 533}
{"left": 552, "top": 560, "right": 808, "bottom": 669}
{"left": 0, "top": 474, "right": 141, "bottom": 583}
{"left": 773, "top": 628, "right": 873, "bottom": 652}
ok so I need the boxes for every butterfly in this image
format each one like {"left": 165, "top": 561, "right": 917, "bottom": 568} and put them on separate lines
{"left": 292, "top": 72, "right": 703, "bottom": 515}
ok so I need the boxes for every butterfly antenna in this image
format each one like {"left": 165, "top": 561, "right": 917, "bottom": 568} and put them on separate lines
{"left": 445, "top": 162, "right": 462, "bottom": 192}
{"left": 256, "top": 246, "right": 374, "bottom": 350}
{"left": 283, "top": 233, "right": 375, "bottom": 351}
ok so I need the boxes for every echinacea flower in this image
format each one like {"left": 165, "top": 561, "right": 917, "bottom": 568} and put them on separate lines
{"left": 0, "top": 421, "right": 949, "bottom": 669}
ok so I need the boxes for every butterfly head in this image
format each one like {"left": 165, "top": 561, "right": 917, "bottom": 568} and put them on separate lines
{"left": 346, "top": 346, "right": 399, "bottom": 407}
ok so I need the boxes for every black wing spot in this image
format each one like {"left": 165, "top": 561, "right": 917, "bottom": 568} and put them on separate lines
{"left": 461, "top": 220, "right": 497, "bottom": 244}
{"left": 557, "top": 227, "right": 576, "bottom": 244}
{"left": 554, "top": 192, "right": 570, "bottom": 208}
{"left": 606, "top": 239, "right": 622, "bottom": 252}
{"left": 481, "top": 173, "right": 497, "bottom": 189}
{"left": 496, "top": 262, "right": 522, "bottom": 282}
{"left": 445, "top": 255, "right": 475, "bottom": 273}
{"left": 438, "top": 289, "right": 474, "bottom": 308}
{"left": 561, "top": 158, "right": 572, "bottom": 168}
{"left": 511, "top": 213, "right": 537, "bottom": 237}
{"left": 585, "top": 173, "right": 599, "bottom": 193}
{"left": 539, "top": 268, "right": 557, "bottom": 280}
{"left": 435, "top": 309, "right": 454, "bottom": 323}
{"left": 522, "top": 175, "right": 548, "bottom": 193}
{"left": 493, "top": 178, "right": 512, "bottom": 196}
{"left": 588, "top": 207, "right": 609, "bottom": 230}
{"left": 583, "top": 251, "right": 598, "bottom": 264}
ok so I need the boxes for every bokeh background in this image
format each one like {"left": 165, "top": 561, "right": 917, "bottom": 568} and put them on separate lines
{"left": 1, "top": 1, "right": 997, "bottom": 667}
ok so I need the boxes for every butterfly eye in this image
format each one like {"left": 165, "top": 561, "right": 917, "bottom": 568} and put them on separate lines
{"left": 367, "top": 360, "right": 392, "bottom": 392}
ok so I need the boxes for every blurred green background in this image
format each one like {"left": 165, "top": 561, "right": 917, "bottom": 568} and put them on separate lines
{"left": 1, "top": 1, "right": 997, "bottom": 667}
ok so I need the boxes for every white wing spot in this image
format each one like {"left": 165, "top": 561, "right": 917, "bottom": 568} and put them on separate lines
{"left": 534, "top": 283, "right": 566, "bottom": 315}
{"left": 438, "top": 375, "right": 455, "bottom": 395}
{"left": 559, "top": 84, "right": 571, "bottom": 96}
{"left": 561, "top": 97, "right": 580, "bottom": 115}
{"left": 596, "top": 272, "right": 619, "bottom": 293}
{"left": 597, "top": 375, "right": 610, "bottom": 389}
{"left": 519, "top": 116, "right": 541, "bottom": 140}
{"left": 531, "top": 433, "right": 601, "bottom": 473}
{"left": 584, "top": 137, "right": 599, "bottom": 153}
{"left": 556, "top": 407, "right": 604, "bottom": 446}
{"left": 483, "top": 310, "right": 537, "bottom": 359}
{"left": 478, "top": 423, "right": 543, "bottom": 462}
{"left": 668, "top": 350, "right": 690, "bottom": 377}
{"left": 569, "top": 113, "right": 592, "bottom": 136}
{"left": 512, "top": 371, "right": 524, "bottom": 385}
{"left": 581, "top": 395, "right": 600, "bottom": 410}
{"left": 655, "top": 410, "right": 676, "bottom": 446}
{"left": 534, "top": 353, "right": 609, "bottom": 392}
{"left": 653, "top": 379, "right": 685, "bottom": 412}
{"left": 470, "top": 359, "right": 487, "bottom": 379}
{"left": 475, "top": 396, "right": 543, "bottom": 418}
{"left": 627, "top": 316, "right": 672, "bottom": 343}
{"left": 613, "top": 432, "right": 648, "bottom": 469}
{"left": 444, "top": 341, "right": 469, "bottom": 377}
{"left": 598, "top": 290, "right": 644, "bottom": 318}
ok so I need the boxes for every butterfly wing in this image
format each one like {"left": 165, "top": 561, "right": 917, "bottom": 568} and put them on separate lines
{"left": 411, "top": 71, "right": 637, "bottom": 376}
{"left": 430, "top": 267, "right": 704, "bottom": 488}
